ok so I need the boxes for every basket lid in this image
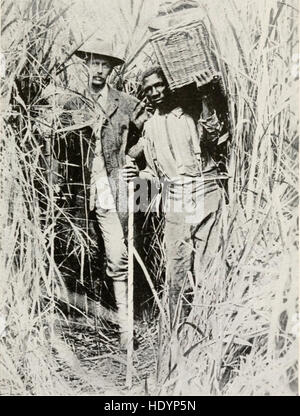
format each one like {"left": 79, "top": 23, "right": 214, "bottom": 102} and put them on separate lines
{"left": 148, "top": 0, "right": 203, "bottom": 31}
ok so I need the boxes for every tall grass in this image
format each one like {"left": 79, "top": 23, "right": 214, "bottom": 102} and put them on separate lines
{"left": 0, "top": 0, "right": 116, "bottom": 395}
{"left": 0, "top": 0, "right": 298, "bottom": 396}
{"left": 1, "top": 1, "right": 69, "bottom": 394}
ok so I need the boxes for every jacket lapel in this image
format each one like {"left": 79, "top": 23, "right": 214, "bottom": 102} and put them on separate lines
{"left": 105, "top": 86, "right": 119, "bottom": 118}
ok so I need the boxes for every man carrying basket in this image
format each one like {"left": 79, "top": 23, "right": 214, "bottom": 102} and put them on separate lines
{"left": 124, "top": 0, "right": 229, "bottom": 328}
{"left": 123, "top": 66, "right": 227, "bottom": 327}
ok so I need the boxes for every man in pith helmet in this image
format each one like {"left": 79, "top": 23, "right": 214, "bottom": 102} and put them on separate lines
{"left": 56, "top": 36, "right": 148, "bottom": 349}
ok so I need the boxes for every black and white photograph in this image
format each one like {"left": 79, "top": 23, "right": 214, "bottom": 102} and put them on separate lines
{"left": 0, "top": 0, "right": 299, "bottom": 397}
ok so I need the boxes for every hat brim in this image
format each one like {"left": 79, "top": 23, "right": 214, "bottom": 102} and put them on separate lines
{"left": 75, "top": 50, "right": 124, "bottom": 67}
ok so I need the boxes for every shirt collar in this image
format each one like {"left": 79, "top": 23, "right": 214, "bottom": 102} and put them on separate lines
{"left": 170, "top": 107, "right": 184, "bottom": 118}
{"left": 85, "top": 84, "right": 109, "bottom": 105}
{"left": 97, "top": 84, "right": 108, "bottom": 104}
{"left": 154, "top": 106, "right": 184, "bottom": 118}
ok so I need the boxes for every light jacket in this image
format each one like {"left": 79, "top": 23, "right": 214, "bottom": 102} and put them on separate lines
{"left": 55, "top": 85, "right": 148, "bottom": 233}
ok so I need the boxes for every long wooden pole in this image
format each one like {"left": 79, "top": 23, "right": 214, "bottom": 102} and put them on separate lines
{"left": 126, "top": 179, "right": 134, "bottom": 388}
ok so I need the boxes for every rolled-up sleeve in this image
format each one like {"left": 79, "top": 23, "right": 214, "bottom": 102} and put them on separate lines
{"left": 198, "top": 110, "right": 222, "bottom": 142}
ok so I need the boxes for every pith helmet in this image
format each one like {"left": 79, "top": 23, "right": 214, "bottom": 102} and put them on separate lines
{"left": 75, "top": 36, "right": 125, "bottom": 67}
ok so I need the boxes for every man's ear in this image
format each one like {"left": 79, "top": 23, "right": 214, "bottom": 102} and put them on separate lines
{"left": 82, "top": 58, "right": 91, "bottom": 73}
{"left": 83, "top": 55, "right": 91, "bottom": 65}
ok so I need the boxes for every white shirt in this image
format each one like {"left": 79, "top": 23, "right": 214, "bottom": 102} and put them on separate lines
{"left": 143, "top": 107, "right": 202, "bottom": 180}
{"left": 141, "top": 107, "right": 224, "bottom": 182}
{"left": 89, "top": 84, "right": 115, "bottom": 211}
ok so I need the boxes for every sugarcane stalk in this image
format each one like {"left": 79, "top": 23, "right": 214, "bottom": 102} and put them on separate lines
{"left": 125, "top": 178, "right": 134, "bottom": 388}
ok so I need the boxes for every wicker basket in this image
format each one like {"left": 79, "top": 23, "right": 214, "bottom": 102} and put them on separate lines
{"left": 150, "top": 20, "right": 220, "bottom": 90}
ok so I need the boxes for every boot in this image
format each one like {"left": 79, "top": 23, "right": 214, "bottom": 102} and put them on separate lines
{"left": 113, "top": 280, "right": 128, "bottom": 350}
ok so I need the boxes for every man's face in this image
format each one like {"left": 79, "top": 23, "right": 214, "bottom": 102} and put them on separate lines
{"left": 86, "top": 55, "right": 113, "bottom": 89}
{"left": 143, "top": 73, "right": 168, "bottom": 108}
